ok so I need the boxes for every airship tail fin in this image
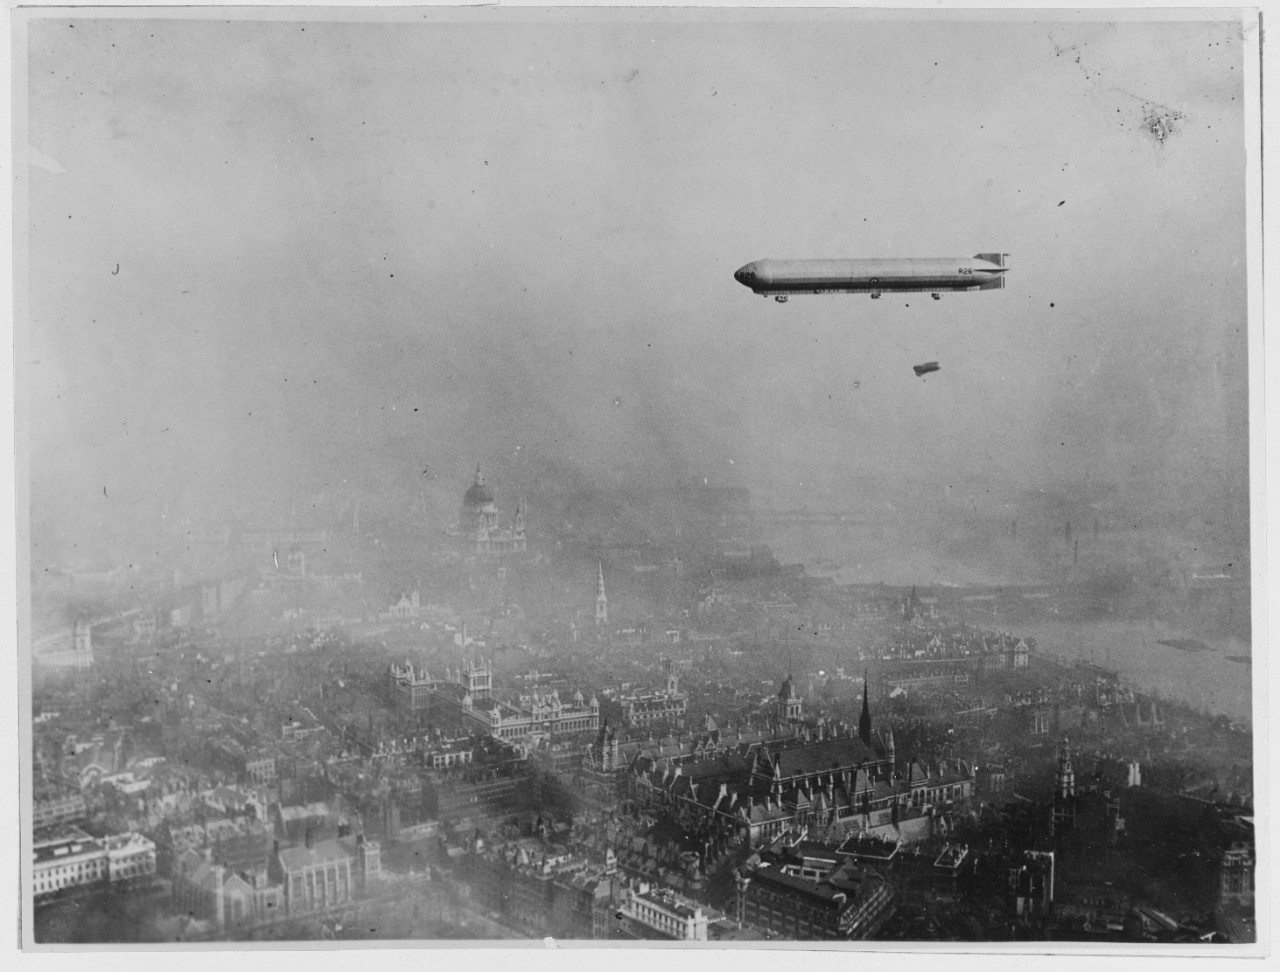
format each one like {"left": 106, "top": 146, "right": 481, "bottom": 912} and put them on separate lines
{"left": 973, "top": 252, "right": 1008, "bottom": 268}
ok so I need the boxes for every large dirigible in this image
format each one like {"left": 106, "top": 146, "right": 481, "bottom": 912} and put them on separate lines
{"left": 734, "top": 253, "right": 1009, "bottom": 302}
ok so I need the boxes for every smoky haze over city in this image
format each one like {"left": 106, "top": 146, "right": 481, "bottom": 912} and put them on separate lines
{"left": 21, "top": 8, "right": 1257, "bottom": 951}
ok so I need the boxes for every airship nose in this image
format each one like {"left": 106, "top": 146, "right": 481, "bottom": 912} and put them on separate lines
{"left": 734, "top": 263, "right": 755, "bottom": 285}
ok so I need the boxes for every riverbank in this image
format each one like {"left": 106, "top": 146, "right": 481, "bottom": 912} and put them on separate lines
{"left": 1021, "top": 618, "right": 1253, "bottom": 726}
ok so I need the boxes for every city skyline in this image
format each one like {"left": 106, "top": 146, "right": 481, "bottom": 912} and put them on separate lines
{"left": 22, "top": 10, "right": 1253, "bottom": 581}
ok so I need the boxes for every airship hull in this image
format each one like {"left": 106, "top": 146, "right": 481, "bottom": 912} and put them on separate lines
{"left": 734, "top": 254, "right": 1008, "bottom": 296}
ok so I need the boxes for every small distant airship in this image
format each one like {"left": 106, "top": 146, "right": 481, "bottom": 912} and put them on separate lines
{"left": 913, "top": 361, "right": 941, "bottom": 377}
{"left": 734, "top": 253, "right": 1009, "bottom": 302}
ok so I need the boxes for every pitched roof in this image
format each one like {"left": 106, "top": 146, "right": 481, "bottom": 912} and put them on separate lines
{"left": 767, "top": 737, "right": 879, "bottom": 778}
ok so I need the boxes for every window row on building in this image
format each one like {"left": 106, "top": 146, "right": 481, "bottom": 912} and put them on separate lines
{"left": 33, "top": 830, "right": 157, "bottom": 901}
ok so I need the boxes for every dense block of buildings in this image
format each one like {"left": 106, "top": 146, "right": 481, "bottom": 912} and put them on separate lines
{"left": 630, "top": 721, "right": 975, "bottom": 848}
{"left": 33, "top": 781, "right": 88, "bottom": 830}
{"left": 428, "top": 770, "right": 533, "bottom": 825}
{"left": 154, "top": 817, "right": 273, "bottom": 880}
{"left": 171, "top": 817, "right": 381, "bottom": 930}
{"left": 619, "top": 660, "right": 688, "bottom": 729}
{"left": 467, "top": 841, "right": 615, "bottom": 939}
{"left": 207, "top": 736, "right": 277, "bottom": 787}
{"left": 386, "top": 657, "right": 599, "bottom": 742}
{"left": 737, "top": 855, "right": 894, "bottom": 940}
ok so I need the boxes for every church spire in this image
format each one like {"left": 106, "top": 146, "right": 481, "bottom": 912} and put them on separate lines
{"left": 859, "top": 670, "right": 873, "bottom": 746}
{"left": 595, "top": 561, "right": 609, "bottom": 625}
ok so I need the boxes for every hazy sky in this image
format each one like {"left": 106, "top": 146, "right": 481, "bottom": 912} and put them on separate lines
{"left": 21, "top": 9, "right": 1251, "bottom": 565}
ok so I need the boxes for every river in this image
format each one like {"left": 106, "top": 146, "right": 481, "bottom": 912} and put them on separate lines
{"left": 1020, "top": 617, "right": 1254, "bottom": 725}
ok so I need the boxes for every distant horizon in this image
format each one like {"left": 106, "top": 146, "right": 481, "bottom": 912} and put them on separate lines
{"left": 22, "top": 12, "right": 1251, "bottom": 572}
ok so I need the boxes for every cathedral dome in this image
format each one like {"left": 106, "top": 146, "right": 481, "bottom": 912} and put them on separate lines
{"left": 463, "top": 466, "right": 495, "bottom": 507}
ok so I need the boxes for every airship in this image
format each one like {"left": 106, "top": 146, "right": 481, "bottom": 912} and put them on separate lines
{"left": 913, "top": 361, "right": 941, "bottom": 377}
{"left": 734, "top": 253, "right": 1009, "bottom": 302}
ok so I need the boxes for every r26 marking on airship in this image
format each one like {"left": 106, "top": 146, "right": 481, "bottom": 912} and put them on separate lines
{"left": 958, "top": 267, "right": 973, "bottom": 274}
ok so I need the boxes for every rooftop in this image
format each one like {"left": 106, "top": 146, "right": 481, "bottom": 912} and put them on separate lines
{"left": 34, "top": 835, "right": 105, "bottom": 865}
{"left": 277, "top": 837, "right": 361, "bottom": 871}
{"left": 632, "top": 887, "right": 703, "bottom": 920}
{"left": 748, "top": 865, "right": 851, "bottom": 911}
{"left": 103, "top": 832, "right": 156, "bottom": 854}
{"left": 764, "top": 736, "right": 880, "bottom": 778}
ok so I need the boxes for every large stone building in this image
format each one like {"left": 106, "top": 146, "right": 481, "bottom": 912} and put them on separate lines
{"left": 34, "top": 827, "right": 156, "bottom": 902}
{"left": 617, "top": 881, "right": 708, "bottom": 941}
{"left": 33, "top": 828, "right": 108, "bottom": 900}
{"left": 630, "top": 720, "right": 975, "bottom": 848}
{"left": 452, "top": 466, "right": 526, "bottom": 557}
{"left": 32, "top": 616, "right": 94, "bottom": 671}
{"left": 267, "top": 832, "right": 381, "bottom": 917}
{"left": 579, "top": 723, "right": 627, "bottom": 800}
{"left": 173, "top": 847, "right": 285, "bottom": 932}
{"left": 737, "top": 850, "right": 894, "bottom": 940}
{"left": 1219, "top": 840, "right": 1255, "bottom": 905}
{"left": 429, "top": 771, "right": 533, "bottom": 825}
{"left": 386, "top": 657, "right": 599, "bottom": 742}
{"left": 619, "top": 659, "right": 687, "bottom": 729}
{"left": 386, "top": 660, "right": 436, "bottom": 711}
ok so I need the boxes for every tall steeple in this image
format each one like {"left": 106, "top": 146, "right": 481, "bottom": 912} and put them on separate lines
{"left": 595, "top": 561, "right": 609, "bottom": 625}
{"left": 1056, "top": 735, "right": 1075, "bottom": 799}
{"left": 1052, "top": 734, "right": 1078, "bottom": 838}
{"left": 777, "top": 672, "right": 802, "bottom": 722}
{"left": 513, "top": 497, "right": 528, "bottom": 552}
{"left": 858, "top": 670, "right": 873, "bottom": 746}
